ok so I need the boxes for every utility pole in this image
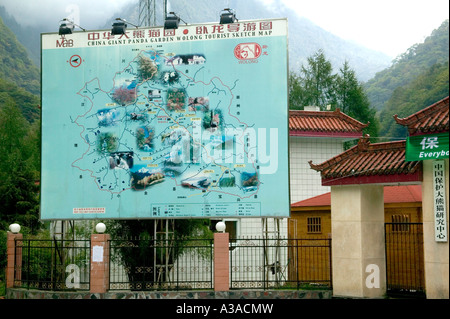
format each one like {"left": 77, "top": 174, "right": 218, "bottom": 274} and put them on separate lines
{"left": 138, "top": 0, "right": 156, "bottom": 27}
{"left": 164, "top": 0, "right": 168, "bottom": 18}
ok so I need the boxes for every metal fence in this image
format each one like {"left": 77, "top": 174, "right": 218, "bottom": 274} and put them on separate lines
{"left": 14, "top": 238, "right": 91, "bottom": 291}
{"left": 385, "top": 223, "right": 425, "bottom": 297}
{"left": 230, "top": 237, "right": 332, "bottom": 290}
{"left": 11, "top": 236, "right": 332, "bottom": 292}
{"left": 109, "top": 237, "right": 214, "bottom": 291}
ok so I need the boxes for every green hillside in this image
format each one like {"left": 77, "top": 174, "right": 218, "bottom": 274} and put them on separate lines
{"left": 378, "top": 61, "right": 449, "bottom": 139}
{"left": 0, "top": 16, "right": 40, "bottom": 122}
{"left": 365, "top": 20, "right": 449, "bottom": 111}
{"left": 0, "top": 17, "right": 41, "bottom": 236}
{"left": 0, "top": 16, "right": 40, "bottom": 96}
{"left": 0, "top": 77, "right": 40, "bottom": 123}
{"left": 364, "top": 20, "right": 449, "bottom": 140}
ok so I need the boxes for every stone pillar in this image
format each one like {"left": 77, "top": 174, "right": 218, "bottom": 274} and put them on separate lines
{"left": 214, "top": 232, "right": 229, "bottom": 291}
{"left": 422, "top": 159, "right": 449, "bottom": 299}
{"left": 330, "top": 184, "right": 386, "bottom": 298}
{"left": 90, "top": 233, "right": 110, "bottom": 294}
{"left": 6, "top": 232, "right": 23, "bottom": 288}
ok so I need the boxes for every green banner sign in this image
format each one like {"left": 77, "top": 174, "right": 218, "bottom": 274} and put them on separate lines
{"left": 406, "top": 132, "right": 449, "bottom": 161}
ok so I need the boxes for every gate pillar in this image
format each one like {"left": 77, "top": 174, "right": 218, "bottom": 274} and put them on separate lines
{"left": 330, "top": 184, "right": 386, "bottom": 298}
{"left": 422, "top": 159, "right": 449, "bottom": 299}
{"left": 214, "top": 232, "right": 229, "bottom": 291}
{"left": 90, "top": 233, "right": 111, "bottom": 294}
{"left": 6, "top": 231, "right": 23, "bottom": 289}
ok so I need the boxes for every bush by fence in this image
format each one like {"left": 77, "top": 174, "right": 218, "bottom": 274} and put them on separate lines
{"left": 14, "top": 238, "right": 90, "bottom": 291}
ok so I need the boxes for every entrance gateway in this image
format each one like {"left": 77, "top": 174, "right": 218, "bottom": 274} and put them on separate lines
{"left": 309, "top": 137, "right": 422, "bottom": 298}
{"left": 309, "top": 96, "right": 449, "bottom": 298}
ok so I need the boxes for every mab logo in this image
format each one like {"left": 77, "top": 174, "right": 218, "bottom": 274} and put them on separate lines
{"left": 56, "top": 37, "right": 74, "bottom": 48}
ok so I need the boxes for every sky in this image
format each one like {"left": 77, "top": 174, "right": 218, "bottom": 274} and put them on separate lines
{"left": 1, "top": 0, "right": 448, "bottom": 58}
{"left": 277, "top": 0, "right": 449, "bottom": 57}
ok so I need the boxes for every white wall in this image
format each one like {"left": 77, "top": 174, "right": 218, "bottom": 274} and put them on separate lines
{"left": 289, "top": 136, "right": 344, "bottom": 203}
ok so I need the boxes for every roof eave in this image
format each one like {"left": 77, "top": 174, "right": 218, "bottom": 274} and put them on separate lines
{"left": 321, "top": 171, "right": 423, "bottom": 186}
{"left": 289, "top": 131, "right": 363, "bottom": 138}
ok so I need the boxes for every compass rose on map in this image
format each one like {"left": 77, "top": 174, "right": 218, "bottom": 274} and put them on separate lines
{"left": 68, "top": 55, "right": 83, "bottom": 68}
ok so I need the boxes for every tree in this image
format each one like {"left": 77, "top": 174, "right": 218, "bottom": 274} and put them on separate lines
{"left": 290, "top": 52, "right": 379, "bottom": 139}
{"left": 105, "top": 219, "right": 213, "bottom": 290}
{"left": 0, "top": 98, "right": 41, "bottom": 233}
{"left": 290, "top": 49, "right": 336, "bottom": 109}
{"left": 334, "top": 61, "right": 379, "bottom": 139}
{"left": 288, "top": 72, "right": 305, "bottom": 110}
{"left": 22, "top": 119, "right": 41, "bottom": 180}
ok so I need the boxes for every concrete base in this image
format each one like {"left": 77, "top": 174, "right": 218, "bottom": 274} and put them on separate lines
{"left": 6, "top": 288, "right": 332, "bottom": 299}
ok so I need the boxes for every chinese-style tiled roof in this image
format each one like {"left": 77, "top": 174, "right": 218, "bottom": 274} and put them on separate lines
{"left": 394, "top": 96, "right": 449, "bottom": 136}
{"left": 291, "top": 185, "right": 422, "bottom": 208}
{"left": 308, "top": 136, "right": 422, "bottom": 186}
{"left": 289, "top": 108, "right": 368, "bottom": 138}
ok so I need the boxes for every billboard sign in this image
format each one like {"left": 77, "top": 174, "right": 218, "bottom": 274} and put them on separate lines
{"left": 40, "top": 19, "right": 289, "bottom": 220}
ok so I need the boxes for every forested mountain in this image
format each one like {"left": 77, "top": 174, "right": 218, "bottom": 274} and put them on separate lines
{"left": 0, "top": 77, "right": 40, "bottom": 123}
{"left": 0, "top": 16, "right": 40, "bottom": 96}
{"left": 0, "top": 15, "right": 41, "bottom": 233}
{"left": 365, "top": 20, "right": 449, "bottom": 111}
{"left": 0, "top": 0, "right": 392, "bottom": 81}
{"left": 365, "top": 20, "right": 449, "bottom": 140}
{"left": 377, "top": 61, "right": 449, "bottom": 139}
{"left": 0, "top": 6, "right": 46, "bottom": 67}
{"left": 0, "top": 16, "right": 40, "bottom": 122}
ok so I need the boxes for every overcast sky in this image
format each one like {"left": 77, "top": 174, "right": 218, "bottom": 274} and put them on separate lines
{"left": 278, "top": 0, "right": 449, "bottom": 57}
{"left": 1, "top": 0, "right": 448, "bottom": 57}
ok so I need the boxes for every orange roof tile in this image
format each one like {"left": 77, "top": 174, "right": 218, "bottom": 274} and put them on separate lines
{"left": 292, "top": 185, "right": 422, "bottom": 207}
{"left": 309, "top": 136, "right": 422, "bottom": 186}
{"left": 394, "top": 96, "right": 449, "bottom": 136}
{"left": 291, "top": 192, "right": 331, "bottom": 207}
{"left": 289, "top": 109, "right": 368, "bottom": 138}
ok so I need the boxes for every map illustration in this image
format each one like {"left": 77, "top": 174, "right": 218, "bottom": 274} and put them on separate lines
{"left": 41, "top": 19, "right": 289, "bottom": 219}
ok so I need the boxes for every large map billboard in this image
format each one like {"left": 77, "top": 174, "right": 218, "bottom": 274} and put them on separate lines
{"left": 40, "top": 18, "right": 289, "bottom": 220}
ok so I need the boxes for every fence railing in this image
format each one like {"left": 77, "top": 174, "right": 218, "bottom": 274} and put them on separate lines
{"left": 12, "top": 236, "right": 332, "bottom": 292}
{"left": 385, "top": 222, "right": 425, "bottom": 297}
{"left": 230, "top": 237, "right": 332, "bottom": 289}
{"left": 109, "top": 237, "right": 214, "bottom": 291}
{"left": 14, "top": 238, "right": 90, "bottom": 291}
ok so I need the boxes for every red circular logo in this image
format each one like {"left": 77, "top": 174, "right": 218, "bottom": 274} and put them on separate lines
{"left": 234, "top": 43, "right": 262, "bottom": 60}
